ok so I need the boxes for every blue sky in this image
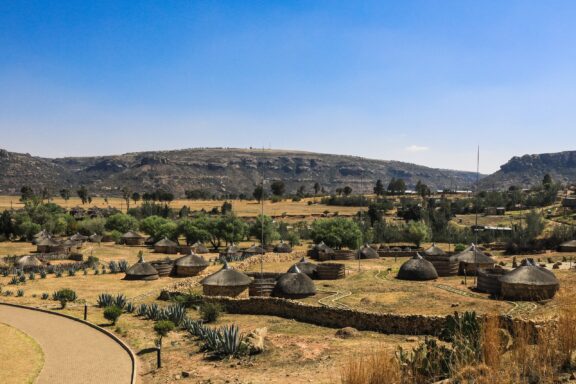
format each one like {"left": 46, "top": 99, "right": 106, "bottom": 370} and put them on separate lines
{"left": 1, "top": 1, "right": 576, "bottom": 173}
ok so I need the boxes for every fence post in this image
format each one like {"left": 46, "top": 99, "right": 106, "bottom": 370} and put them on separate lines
{"left": 156, "top": 347, "right": 162, "bottom": 368}
{"left": 84, "top": 304, "right": 88, "bottom": 321}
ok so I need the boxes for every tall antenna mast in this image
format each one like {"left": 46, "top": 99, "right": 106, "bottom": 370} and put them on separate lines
{"left": 474, "top": 145, "right": 480, "bottom": 286}
{"left": 260, "top": 146, "right": 265, "bottom": 295}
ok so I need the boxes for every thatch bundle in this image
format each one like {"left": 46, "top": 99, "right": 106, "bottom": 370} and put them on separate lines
{"left": 15, "top": 255, "right": 43, "bottom": 269}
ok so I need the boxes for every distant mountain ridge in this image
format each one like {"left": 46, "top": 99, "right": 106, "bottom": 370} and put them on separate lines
{"left": 0, "top": 147, "right": 479, "bottom": 197}
{"left": 479, "top": 150, "right": 576, "bottom": 189}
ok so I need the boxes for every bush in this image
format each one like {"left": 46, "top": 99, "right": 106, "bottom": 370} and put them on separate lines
{"left": 41, "top": 292, "right": 49, "bottom": 300}
{"left": 16, "top": 289, "right": 24, "bottom": 297}
{"left": 103, "top": 305, "right": 123, "bottom": 325}
{"left": 53, "top": 288, "right": 77, "bottom": 308}
{"left": 454, "top": 244, "right": 466, "bottom": 253}
{"left": 200, "top": 302, "right": 222, "bottom": 323}
{"left": 154, "top": 320, "right": 175, "bottom": 345}
{"left": 40, "top": 270, "right": 47, "bottom": 279}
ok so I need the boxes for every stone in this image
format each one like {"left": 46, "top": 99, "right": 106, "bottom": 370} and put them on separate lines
{"left": 335, "top": 327, "right": 360, "bottom": 339}
{"left": 244, "top": 327, "right": 267, "bottom": 354}
{"left": 182, "top": 371, "right": 191, "bottom": 378}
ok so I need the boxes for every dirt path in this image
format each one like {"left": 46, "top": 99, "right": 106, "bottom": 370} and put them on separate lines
{"left": 0, "top": 304, "right": 133, "bottom": 384}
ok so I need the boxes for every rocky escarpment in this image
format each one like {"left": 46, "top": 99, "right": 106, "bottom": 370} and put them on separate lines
{"left": 0, "top": 147, "right": 479, "bottom": 196}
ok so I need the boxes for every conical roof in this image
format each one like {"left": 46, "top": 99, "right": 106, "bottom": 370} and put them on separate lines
{"left": 200, "top": 261, "right": 252, "bottom": 287}
{"left": 454, "top": 244, "right": 495, "bottom": 264}
{"left": 122, "top": 231, "right": 144, "bottom": 239}
{"left": 397, "top": 253, "right": 438, "bottom": 281}
{"left": 274, "top": 242, "right": 292, "bottom": 253}
{"left": 70, "top": 233, "right": 89, "bottom": 241}
{"left": 358, "top": 245, "right": 379, "bottom": 259}
{"left": 500, "top": 262, "right": 560, "bottom": 286}
{"left": 33, "top": 229, "right": 50, "bottom": 239}
{"left": 424, "top": 243, "right": 446, "bottom": 256}
{"left": 313, "top": 241, "right": 334, "bottom": 253}
{"left": 275, "top": 267, "right": 316, "bottom": 296}
{"left": 155, "top": 237, "right": 178, "bottom": 247}
{"left": 224, "top": 244, "right": 240, "bottom": 254}
{"left": 61, "top": 239, "right": 80, "bottom": 247}
{"left": 89, "top": 233, "right": 103, "bottom": 242}
{"left": 15, "top": 255, "right": 43, "bottom": 268}
{"left": 37, "top": 237, "right": 60, "bottom": 246}
{"left": 175, "top": 253, "right": 209, "bottom": 267}
{"left": 244, "top": 244, "right": 265, "bottom": 254}
{"left": 191, "top": 241, "right": 209, "bottom": 254}
{"left": 288, "top": 257, "right": 317, "bottom": 277}
{"left": 125, "top": 259, "right": 159, "bottom": 277}
{"left": 560, "top": 240, "right": 576, "bottom": 248}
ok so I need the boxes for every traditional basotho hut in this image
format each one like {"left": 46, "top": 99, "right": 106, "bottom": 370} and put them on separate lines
{"left": 36, "top": 237, "right": 62, "bottom": 254}
{"left": 70, "top": 233, "right": 89, "bottom": 243}
{"left": 200, "top": 261, "right": 253, "bottom": 298}
{"left": 454, "top": 244, "right": 495, "bottom": 275}
{"left": 121, "top": 231, "right": 146, "bottom": 246}
{"left": 273, "top": 241, "right": 293, "bottom": 253}
{"left": 15, "top": 255, "right": 43, "bottom": 270}
{"left": 397, "top": 254, "right": 438, "bottom": 281}
{"left": 174, "top": 253, "right": 209, "bottom": 277}
{"left": 424, "top": 243, "right": 446, "bottom": 257}
{"left": 150, "top": 258, "right": 174, "bottom": 277}
{"left": 423, "top": 251, "right": 459, "bottom": 277}
{"left": 499, "top": 261, "right": 560, "bottom": 301}
{"left": 61, "top": 239, "right": 81, "bottom": 253}
{"left": 309, "top": 242, "right": 335, "bottom": 261}
{"left": 273, "top": 266, "right": 316, "bottom": 299}
{"left": 243, "top": 244, "right": 265, "bottom": 257}
{"left": 154, "top": 237, "right": 179, "bottom": 254}
{"left": 89, "top": 233, "right": 103, "bottom": 243}
{"left": 559, "top": 240, "right": 576, "bottom": 252}
{"left": 32, "top": 229, "right": 50, "bottom": 245}
{"left": 191, "top": 241, "right": 210, "bottom": 254}
{"left": 288, "top": 257, "right": 318, "bottom": 278}
{"left": 220, "top": 244, "right": 243, "bottom": 260}
{"left": 358, "top": 244, "right": 379, "bottom": 259}
{"left": 477, "top": 267, "right": 509, "bottom": 295}
{"left": 124, "top": 254, "right": 159, "bottom": 281}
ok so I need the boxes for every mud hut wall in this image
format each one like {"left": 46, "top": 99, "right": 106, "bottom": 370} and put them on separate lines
{"left": 203, "top": 285, "right": 249, "bottom": 298}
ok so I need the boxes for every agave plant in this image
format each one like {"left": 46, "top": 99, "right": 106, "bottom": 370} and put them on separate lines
{"left": 163, "top": 304, "right": 187, "bottom": 326}
{"left": 118, "top": 260, "right": 129, "bottom": 273}
{"left": 125, "top": 302, "right": 135, "bottom": 313}
{"left": 218, "top": 324, "right": 243, "bottom": 356}
{"left": 16, "top": 288, "right": 25, "bottom": 297}
{"left": 137, "top": 303, "right": 148, "bottom": 317}
{"left": 146, "top": 303, "right": 161, "bottom": 320}
{"left": 97, "top": 293, "right": 114, "bottom": 308}
{"left": 41, "top": 292, "right": 50, "bottom": 300}
{"left": 68, "top": 268, "right": 76, "bottom": 277}
{"left": 108, "top": 261, "right": 119, "bottom": 274}
{"left": 55, "top": 270, "right": 63, "bottom": 278}
{"left": 113, "top": 294, "right": 127, "bottom": 309}
{"left": 1, "top": 269, "right": 9, "bottom": 277}
{"left": 9, "top": 276, "right": 19, "bottom": 285}
{"left": 40, "top": 270, "right": 47, "bottom": 279}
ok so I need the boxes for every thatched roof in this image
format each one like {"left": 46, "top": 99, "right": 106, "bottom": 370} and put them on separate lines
{"left": 275, "top": 266, "right": 316, "bottom": 296}
{"left": 454, "top": 244, "right": 495, "bottom": 265}
{"left": 424, "top": 243, "right": 446, "bottom": 257}
{"left": 313, "top": 241, "right": 334, "bottom": 253}
{"left": 191, "top": 241, "right": 209, "bottom": 254}
{"left": 125, "top": 260, "right": 159, "bottom": 278}
{"left": 358, "top": 245, "right": 379, "bottom": 259}
{"left": 61, "top": 239, "right": 80, "bottom": 247}
{"left": 288, "top": 257, "right": 317, "bottom": 277}
{"left": 223, "top": 244, "right": 240, "bottom": 254}
{"left": 244, "top": 244, "right": 265, "bottom": 254}
{"left": 175, "top": 253, "right": 209, "bottom": 267}
{"left": 397, "top": 254, "right": 438, "bottom": 281}
{"left": 70, "top": 233, "right": 89, "bottom": 241}
{"left": 37, "top": 237, "right": 60, "bottom": 247}
{"left": 155, "top": 237, "right": 178, "bottom": 247}
{"left": 560, "top": 240, "right": 576, "bottom": 248}
{"left": 89, "top": 233, "right": 103, "bottom": 242}
{"left": 200, "top": 261, "right": 252, "bottom": 287}
{"left": 33, "top": 229, "right": 50, "bottom": 239}
{"left": 15, "top": 255, "right": 43, "bottom": 268}
{"left": 273, "top": 242, "right": 293, "bottom": 253}
{"left": 500, "top": 261, "right": 559, "bottom": 286}
{"left": 122, "top": 231, "right": 144, "bottom": 239}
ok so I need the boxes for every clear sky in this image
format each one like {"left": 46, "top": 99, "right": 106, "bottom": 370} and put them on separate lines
{"left": 1, "top": 1, "right": 575, "bottom": 173}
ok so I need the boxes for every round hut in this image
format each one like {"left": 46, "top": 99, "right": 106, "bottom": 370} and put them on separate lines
{"left": 454, "top": 244, "right": 496, "bottom": 275}
{"left": 150, "top": 258, "right": 174, "bottom": 277}
{"left": 288, "top": 257, "right": 318, "bottom": 279}
{"left": 424, "top": 243, "right": 446, "bottom": 257}
{"left": 154, "top": 237, "right": 179, "bottom": 254}
{"left": 61, "top": 239, "right": 81, "bottom": 253}
{"left": 477, "top": 267, "right": 509, "bottom": 295}
{"left": 309, "top": 242, "right": 335, "bottom": 261}
{"left": 423, "top": 247, "right": 459, "bottom": 277}
{"left": 358, "top": 244, "right": 379, "bottom": 259}
{"left": 174, "top": 253, "right": 209, "bottom": 277}
{"left": 397, "top": 254, "right": 438, "bottom": 281}
{"left": 69, "top": 233, "right": 89, "bottom": 243}
{"left": 89, "top": 233, "right": 103, "bottom": 243}
{"left": 559, "top": 240, "right": 576, "bottom": 252}
{"left": 121, "top": 231, "right": 146, "bottom": 246}
{"left": 36, "top": 237, "right": 62, "bottom": 254}
{"left": 191, "top": 241, "right": 210, "bottom": 254}
{"left": 220, "top": 244, "right": 243, "bottom": 260}
{"left": 499, "top": 261, "right": 560, "bottom": 301}
{"left": 15, "top": 255, "right": 43, "bottom": 271}
{"left": 124, "top": 254, "right": 159, "bottom": 280}
{"left": 200, "top": 261, "right": 253, "bottom": 298}
{"left": 32, "top": 229, "right": 50, "bottom": 245}
{"left": 273, "top": 241, "right": 293, "bottom": 253}
{"left": 273, "top": 266, "right": 316, "bottom": 299}
{"left": 243, "top": 244, "right": 265, "bottom": 258}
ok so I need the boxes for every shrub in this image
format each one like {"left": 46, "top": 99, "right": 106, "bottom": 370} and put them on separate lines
{"left": 154, "top": 320, "right": 175, "bottom": 345}
{"left": 3, "top": 290, "right": 13, "bottom": 296}
{"left": 18, "top": 274, "right": 26, "bottom": 283}
{"left": 9, "top": 276, "right": 19, "bottom": 285}
{"left": 454, "top": 244, "right": 466, "bottom": 253}
{"left": 40, "top": 270, "right": 47, "bottom": 279}
{"left": 53, "top": 288, "right": 77, "bottom": 308}
{"left": 16, "top": 289, "right": 24, "bottom": 297}
{"left": 200, "top": 302, "right": 222, "bottom": 323}
{"left": 86, "top": 255, "right": 99, "bottom": 268}
{"left": 28, "top": 271, "right": 35, "bottom": 280}
{"left": 41, "top": 292, "right": 49, "bottom": 300}
{"left": 103, "top": 305, "right": 122, "bottom": 325}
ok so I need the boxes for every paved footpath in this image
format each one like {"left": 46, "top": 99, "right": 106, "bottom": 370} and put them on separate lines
{"left": 0, "top": 304, "right": 133, "bottom": 384}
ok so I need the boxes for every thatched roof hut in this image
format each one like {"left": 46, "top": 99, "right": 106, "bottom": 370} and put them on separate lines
{"left": 424, "top": 243, "right": 446, "bottom": 257}
{"left": 499, "top": 261, "right": 559, "bottom": 301}
{"left": 121, "top": 231, "right": 145, "bottom": 246}
{"left": 124, "top": 255, "right": 159, "bottom": 281}
{"left": 309, "top": 241, "right": 335, "bottom": 260}
{"left": 61, "top": 239, "right": 81, "bottom": 253}
{"left": 200, "top": 261, "right": 253, "bottom": 297}
{"left": 454, "top": 244, "right": 495, "bottom": 275}
{"left": 274, "top": 266, "right": 316, "bottom": 299}
{"left": 191, "top": 241, "right": 210, "bottom": 254}
{"left": 397, "top": 254, "right": 438, "bottom": 281}
{"left": 288, "top": 257, "right": 318, "bottom": 278}
{"left": 15, "top": 255, "right": 43, "bottom": 270}
{"left": 559, "top": 240, "right": 576, "bottom": 252}
{"left": 32, "top": 229, "right": 50, "bottom": 244}
{"left": 174, "top": 253, "right": 209, "bottom": 277}
{"left": 89, "top": 233, "right": 103, "bottom": 243}
{"left": 36, "top": 237, "right": 63, "bottom": 254}
{"left": 220, "top": 244, "right": 243, "bottom": 259}
{"left": 243, "top": 244, "right": 265, "bottom": 257}
{"left": 273, "top": 241, "right": 293, "bottom": 253}
{"left": 70, "top": 233, "right": 89, "bottom": 242}
{"left": 154, "top": 237, "right": 179, "bottom": 254}
{"left": 358, "top": 245, "right": 379, "bottom": 259}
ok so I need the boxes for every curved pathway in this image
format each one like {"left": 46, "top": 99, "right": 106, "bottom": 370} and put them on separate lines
{"left": 0, "top": 304, "right": 133, "bottom": 384}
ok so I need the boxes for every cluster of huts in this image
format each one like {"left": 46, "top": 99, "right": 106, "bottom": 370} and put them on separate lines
{"left": 33, "top": 230, "right": 101, "bottom": 254}
{"left": 393, "top": 243, "right": 560, "bottom": 301}
{"left": 124, "top": 252, "right": 210, "bottom": 280}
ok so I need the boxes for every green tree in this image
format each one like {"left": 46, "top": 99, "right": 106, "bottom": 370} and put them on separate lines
{"left": 77, "top": 186, "right": 90, "bottom": 205}
{"left": 249, "top": 215, "right": 279, "bottom": 245}
{"left": 343, "top": 186, "right": 353, "bottom": 196}
{"left": 310, "top": 218, "right": 362, "bottom": 249}
{"left": 374, "top": 179, "right": 385, "bottom": 196}
{"left": 253, "top": 185, "right": 265, "bottom": 202}
{"left": 131, "top": 192, "right": 141, "bottom": 205}
{"left": 207, "top": 214, "right": 247, "bottom": 248}
{"left": 103, "top": 305, "right": 122, "bottom": 325}
{"left": 0, "top": 210, "right": 15, "bottom": 239}
{"left": 415, "top": 180, "right": 431, "bottom": 198}
{"left": 59, "top": 188, "right": 71, "bottom": 201}
{"left": 313, "top": 182, "right": 321, "bottom": 195}
{"left": 270, "top": 180, "right": 285, "bottom": 197}
{"left": 105, "top": 213, "right": 139, "bottom": 233}
{"left": 405, "top": 220, "right": 431, "bottom": 247}
{"left": 154, "top": 320, "right": 175, "bottom": 346}
{"left": 178, "top": 218, "right": 211, "bottom": 245}
{"left": 20, "top": 186, "right": 35, "bottom": 202}
{"left": 140, "top": 216, "right": 178, "bottom": 241}
{"left": 122, "top": 187, "right": 132, "bottom": 211}
{"left": 543, "top": 173, "right": 553, "bottom": 189}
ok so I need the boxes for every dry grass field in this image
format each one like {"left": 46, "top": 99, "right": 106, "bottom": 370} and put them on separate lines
{"left": 0, "top": 195, "right": 363, "bottom": 218}
{"left": 0, "top": 322, "right": 44, "bottom": 384}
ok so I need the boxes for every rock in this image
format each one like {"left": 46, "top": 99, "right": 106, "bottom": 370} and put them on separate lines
{"left": 451, "top": 303, "right": 459, "bottom": 307}
{"left": 335, "top": 327, "right": 360, "bottom": 339}
{"left": 181, "top": 371, "right": 191, "bottom": 378}
{"left": 244, "top": 327, "right": 267, "bottom": 354}
{"left": 360, "top": 297, "right": 374, "bottom": 305}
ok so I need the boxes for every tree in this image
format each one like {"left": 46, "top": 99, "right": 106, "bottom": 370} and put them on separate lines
{"left": 221, "top": 201, "right": 233, "bottom": 215}
{"left": 313, "top": 182, "right": 321, "bottom": 195}
{"left": 122, "top": 187, "right": 132, "bottom": 211}
{"left": 59, "top": 188, "right": 71, "bottom": 201}
{"left": 270, "top": 180, "right": 285, "bottom": 197}
{"left": 53, "top": 288, "right": 77, "bottom": 309}
{"left": 0, "top": 210, "right": 15, "bottom": 239}
{"left": 297, "top": 185, "right": 306, "bottom": 197}
{"left": 105, "top": 213, "right": 139, "bottom": 233}
{"left": 77, "top": 186, "right": 90, "bottom": 205}
{"left": 253, "top": 185, "right": 264, "bottom": 203}
{"left": 205, "top": 214, "right": 248, "bottom": 249}
{"left": 415, "top": 180, "right": 431, "bottom": 198}
{"left": 543, "top": 174, "right": 553, "bottom": 189}
{"left": 131, "top": 192, "right": 141, "bottom": 206}
{"left": 335, "top": 188, "right": 343, "bottom": 196}
{"left": 20, "top": 186, "right": 35, "bottom": 202}
{"left": 405, "top": 220, "right": 431, "bottom": 247}
{"left": 140, "top": 216, "right": 178, "bottom": 241}
{"left": 387, "top": 178, "right": 406, "bottom": 195}
{"left": 343, "top": 186, "right": 353, "bottom": 196}
{"left": 249, "top": 215, "right": 280, "bottom": 245}
{"left": 178, "top": 218, "right": 211, "bottom": 245}
{"left": 103, "top": 306, "right": 122, "bottom": 325}
{"left": 40, "top": 187, "right": 51, "bottom": 202}
{"left": 154, "top": 320, "right": 175, "bottom": 347}
{"left": 310, "top": 218, "right": 362, "bottom": 249}
{"left": 374, "top": 180, "right": 385, "bottom": 196}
